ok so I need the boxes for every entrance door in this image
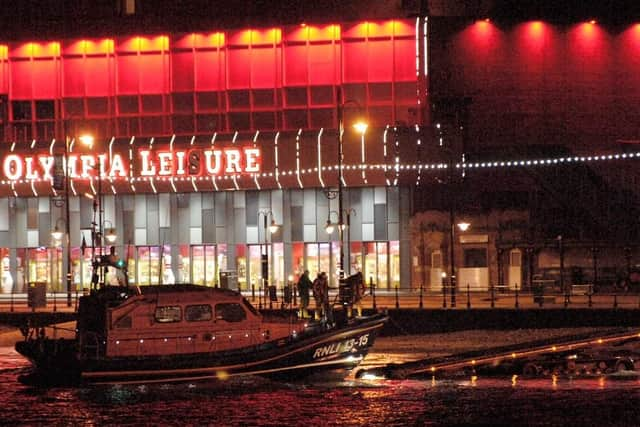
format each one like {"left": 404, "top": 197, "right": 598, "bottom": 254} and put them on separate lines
{"left": 429, "top": 250, "right": 443, "bottom": 292}
{"left": 508, "top": 249, "right": 522, "bottom": 290}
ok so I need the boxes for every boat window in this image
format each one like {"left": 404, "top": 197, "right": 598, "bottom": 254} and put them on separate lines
{"left": 215, "top": 303, "right": 246, "bottom": 323}
{"left": 113, "top": 315, "right": 132, "bottom": 329}
{"left": 185, "top": 304, "right": 213, "bottom": 322}
{"left": 154, "top": 306, "right": 182, "bottom": 323}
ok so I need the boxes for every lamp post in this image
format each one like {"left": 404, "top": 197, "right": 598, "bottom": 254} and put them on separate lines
{"left": 257, "top": 210, "right": 279, "bottom": 298}
{"left": 335, "top": 88, "right": 367, "bottom": 279}
{"left": 449, "top": 214, "right": 470, "bottom": 308}
{"left": 51, "top": 218, "right": 66, "bottom": 292}
{"left": 325, "top": 208, "right": 356, "bottom": 276}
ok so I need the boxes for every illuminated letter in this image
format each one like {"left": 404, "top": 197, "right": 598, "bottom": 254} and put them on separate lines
{"left": 24, "top": 157, "right": 39, "bottom": 180}
{"left": 175, "top": 151, "right": 186, "bottom": 175}
{"left": 224, "top": 149, "right": 241, "bottom": 173}
{"left": 80, "top": 155, "right": 96, "bottom": 178}
{"left": 110, "top": 154, "right": 127, "bottom": 177}
{"left": 3, "top": 154, "right": 22, "bottom": 180}
{"left": 157, "top": 152, "right": 173, "bottom": 176}
{"left": 139, "top": 150, "right": 156, "bottom": 176}
{"left": 40, "top": 156, "right": 54, "bottom": 180}
{"left": 244, "top": 148, "right": 260, "bottom": 173}
{"left": 204, "top": 150, "right": 222, "bottom": 174}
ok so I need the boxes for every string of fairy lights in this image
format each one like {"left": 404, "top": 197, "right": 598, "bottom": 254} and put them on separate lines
{"left": 1, "top": 127, "right": 639, "bottom": 196}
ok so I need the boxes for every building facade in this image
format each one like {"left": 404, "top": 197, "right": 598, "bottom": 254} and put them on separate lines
{"left": 0, "top": 18, "right": 424, "bottom": 294}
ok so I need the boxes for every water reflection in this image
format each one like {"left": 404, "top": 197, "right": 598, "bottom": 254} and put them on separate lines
{"left": 2, "top": 346, "right": 640, "bottom": 426}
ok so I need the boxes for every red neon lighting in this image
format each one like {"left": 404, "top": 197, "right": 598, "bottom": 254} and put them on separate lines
{"left": 1, "top": 148, "right": 262, "bottom": 182}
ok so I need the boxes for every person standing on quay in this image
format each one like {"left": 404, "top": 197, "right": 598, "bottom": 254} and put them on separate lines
{"left": 297, "top": 270, "right": 312, "bottom": 318}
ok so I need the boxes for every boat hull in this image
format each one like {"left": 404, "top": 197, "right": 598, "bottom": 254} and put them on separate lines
{"left": 16, "top": 314, "right": 387, "bottom": 385}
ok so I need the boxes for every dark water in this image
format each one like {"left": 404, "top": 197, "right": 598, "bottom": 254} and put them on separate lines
{"left": 2, "top": 347, "right": 640, "bottom": 426}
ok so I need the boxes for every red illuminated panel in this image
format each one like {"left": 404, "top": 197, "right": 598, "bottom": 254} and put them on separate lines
{"left": 227, "top": 48, "right": 251, "bottom": 89}
{"left": 84, "top": 57, "right": 111, "bottom": 96}
{"left": 342, "top": 22, "right": 370, "bottom": 39}
{"left": 251, "top": 46, "right": 279, "bottom": 88}
{"left": 64, "top": 39, "right": 113, "bottom": 56}
{"left": 32, "top": 60, "right": 58, "bottom": 99}
{"left": 172, "top": 51, "right": 195, "bottom": 92}
{"left": 63, "top": 57, "right": 85, "bottom": 96}
{"left": 227, "top": 30, "right": 253, "bottom": 46}
{"left": 116, "top": 54, "right": 139, "bottom": 94}
{"left": 193, "top": 33, "right": 225, "bottom": 49}
{"left": 343, "top": 41, "right": 368, "bottom": 82}
{"left": 367, "top": 39, "right": 393, "bottom": 81}
{"left": 118, "top": 36, "right": 168, "bottom": 53}
{"left": 308, "top": 44, "right": 338, "bottom": 85}
{"left": 10, "top": 60, "right": 33, "bottom": 99}
{"left": 0, "top": 45, "right": 8, "bottom": 94}
{"left": 248, "top": 28, "right": 281, "bottom": 46}
{"left": 194, "top": 50, "right": 225, "bottom": 91}
{"left": 283, "top": 44, "right": 308, "bottom": 86}
{"left": 139, "top": 53, "right": 168, "bottom": 94}
{"left": 393, "top": 38, "right": 415, "bottom": 81}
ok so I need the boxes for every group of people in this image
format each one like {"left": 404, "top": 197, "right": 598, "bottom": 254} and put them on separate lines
{"left": 296, "top": 269, "right": 365, "bottom": 321}
{"left": 296, "top": 270, "right": 329, "bottom": 320}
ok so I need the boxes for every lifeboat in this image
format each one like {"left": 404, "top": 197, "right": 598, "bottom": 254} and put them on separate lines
{"left": 16, "top": 284, "right": 387, "bottom": 385}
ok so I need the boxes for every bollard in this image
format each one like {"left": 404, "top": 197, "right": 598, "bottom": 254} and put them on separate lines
{"left": 466, "top": 284, "right": 471, "bottom": 309}
{"left": 370, "top": 277, "right": 376, "bottom": 310}
{"left": 258, "top": 285, "right": 263, "bottom": 310}
{"left": 490, "top": 284, "right": 495, "bottom": 308}
{"left": 251, "top": 284, "right": 256, "bottom": 302}
{"left": 75, "top": 289, "right": 79, "bottom": 312}
{"left": 395, "top": 285, "right": 399, "bottom": 309}
{"left": 538, "top": 285, "right": 544, "bottom": 308}
{"left": 514, "top": 284, "right": 519, "bottom": 309}
{"left": 269, "top": 287, "right": 273, "bottom": 310}
{"left": 613, "top": 293, "right": 618, "bottom": 309}
{"left": 563, "top": 288, "right": 569, "bottom": 308}
{"left": 588, "top": 284, "right": 593, "bottom": 308}
{"left": 10, "top": 290, "right": 14, "bottom": 312}
{"left": 53, "top": 291, "right": 57, "bottom": 313}
{"left": 442, "top": 284, "right": 447, "bottom": 308}
{"left": 419, "top": 283, "right": 424, "bottom": 309}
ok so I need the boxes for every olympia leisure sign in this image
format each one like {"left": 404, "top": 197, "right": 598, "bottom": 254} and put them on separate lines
{"left": 1, "top": 147, "right": 262, "bottom": 181}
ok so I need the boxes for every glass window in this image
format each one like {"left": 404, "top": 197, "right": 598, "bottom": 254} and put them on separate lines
{"left": 178, "top": 245, "right": 190, "bottom": 283}
{"left": 215, "top": 303, "right": 246, "bottom": 323}
{"left": 390, "top": 241, "right": 400, "bottom": 289}
{"left": 377, "top": 242, "right": 389, "bottom": 289}
{"left": 114, "top": 316, "right": 132, "bottom": 329}
{"left": 154, "top": 306, "right": 182, "bottom": 323}
{"left": 236, "top": 244, "right": 247, "bottom": 290}
{"left": 185, "top": 304, "right": 213, "bottom": 322}
{"left": 464, "top": 248, "right": 488, "bottom": 268}
{"left": 192, "top": 245, "right": 218, "bottom": 286}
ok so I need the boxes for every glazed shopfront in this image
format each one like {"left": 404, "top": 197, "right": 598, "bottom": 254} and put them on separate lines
{"left": 0, "top": 130, "right": 412, "bottom": 295}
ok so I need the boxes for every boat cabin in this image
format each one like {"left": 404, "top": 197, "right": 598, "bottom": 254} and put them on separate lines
{"left": 77, "top": 285, "right": 305, "bottom": 358}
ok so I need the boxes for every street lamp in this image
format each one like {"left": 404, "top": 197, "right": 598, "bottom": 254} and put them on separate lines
{"left": 103, "top": 219, "right": 118, "bottom": 244}
{"left": 335, "top": 87, "right": 367, "bottom": 279}
{"left": 51, "top": 218, "right": 65, "bottom": 242}
{"left": 258, "top": 210, "right": 280, "bottom": 296}
{"left": 449, "top": 216, "right": 470, "bottom": 308}
{"left": 54, "top": 121, "right": 95, "bottom": 306}
{"left": 325, "top": 208, "right": 357, "bottom": 276}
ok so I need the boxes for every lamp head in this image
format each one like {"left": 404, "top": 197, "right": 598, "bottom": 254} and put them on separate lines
{"left": 269, "top": 219, "right": 279, "bottom": 234}
{"left": 51, "top": 226, "right": 63, "bottom": 241}
{"left": 325, "top": 219, "right": 335, "bottom": 234}
{"left": 353, "top": 121, "right": 368, "bottom": 135}
{"left": 105, "top": 227, "right": 117, "bottom": 243}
